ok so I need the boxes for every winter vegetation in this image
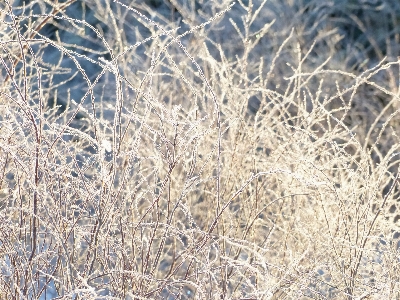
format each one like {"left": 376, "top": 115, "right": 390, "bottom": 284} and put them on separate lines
{"left": 1, "top": 0, "right": 400, "bottom": 298}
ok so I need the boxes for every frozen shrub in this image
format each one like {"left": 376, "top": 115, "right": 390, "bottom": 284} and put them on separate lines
{"left": 0, "top": 0, "right": 400, "bottom": 299}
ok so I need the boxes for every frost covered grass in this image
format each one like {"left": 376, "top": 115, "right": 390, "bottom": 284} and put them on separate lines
{"left": 1, "top": 0, "right": 400, "bottom": 299}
